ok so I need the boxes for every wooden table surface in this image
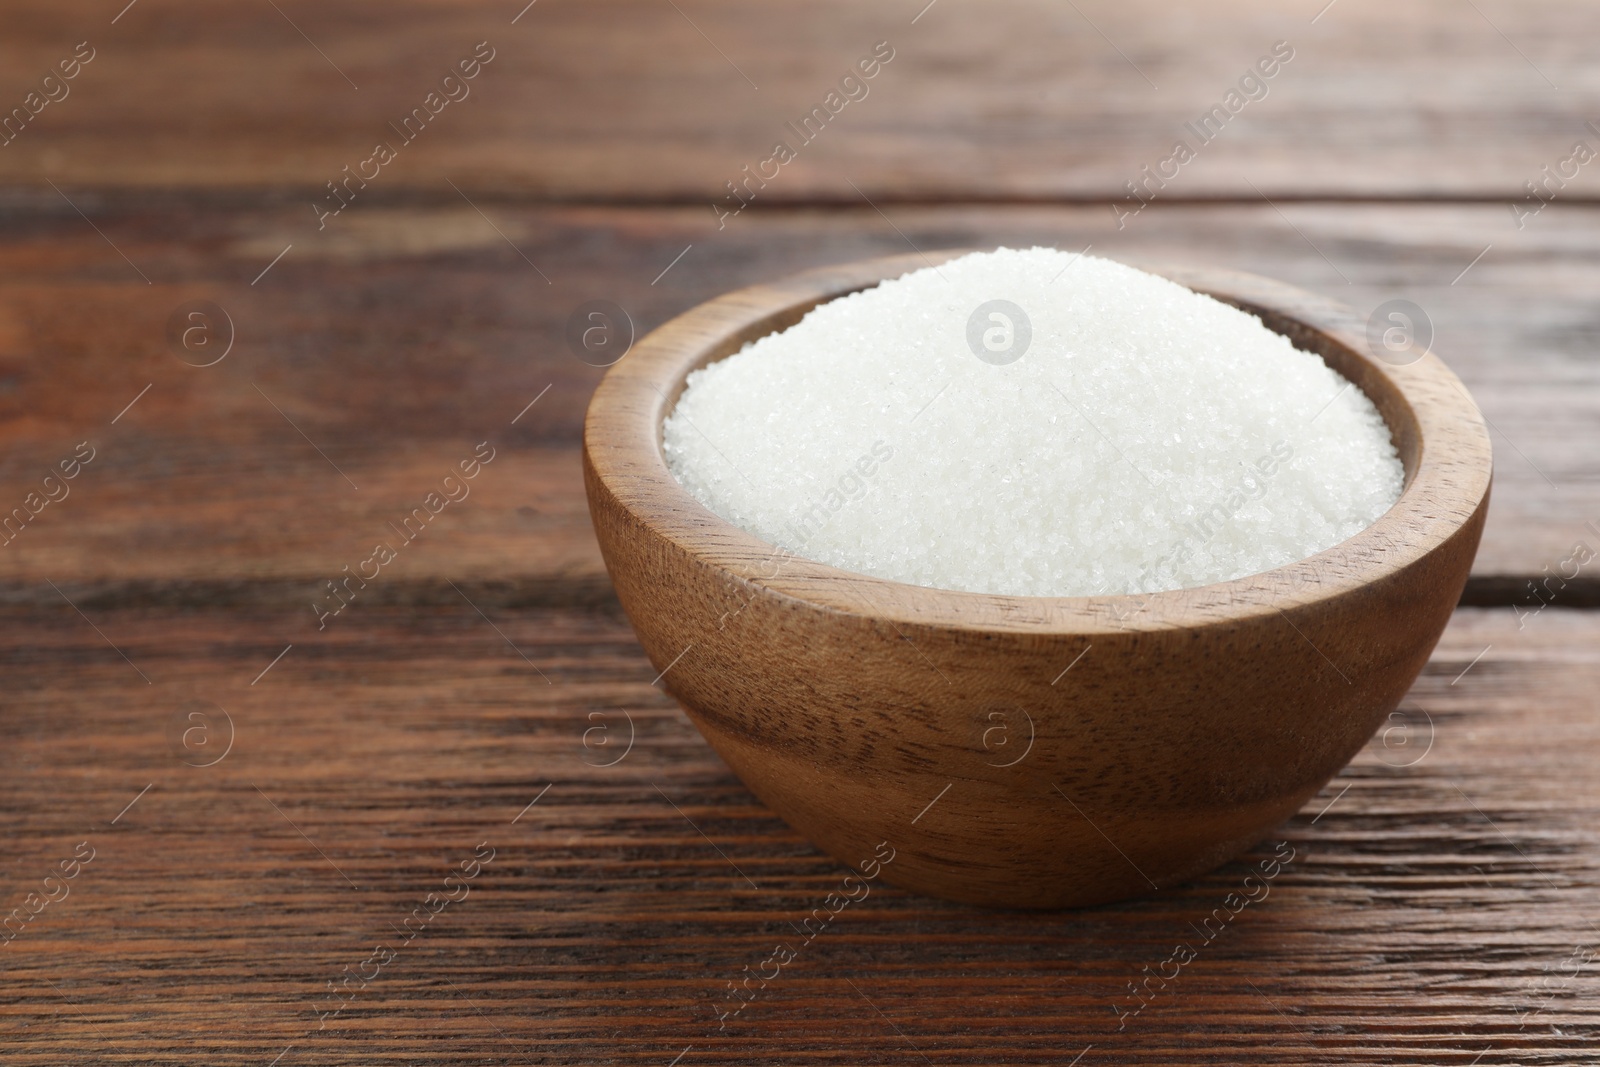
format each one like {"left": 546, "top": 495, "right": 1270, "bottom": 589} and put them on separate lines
{"left": 3, "top": 2, "right": 1598, "bottom": 1063}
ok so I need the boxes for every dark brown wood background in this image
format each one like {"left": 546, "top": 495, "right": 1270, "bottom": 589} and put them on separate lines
{"left": 2, "top": 1, "right": 1597, "bottom": 1063}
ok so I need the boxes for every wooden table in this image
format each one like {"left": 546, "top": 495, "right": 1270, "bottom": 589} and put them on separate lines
{"left": 3, "top": 2, "right": 1598, "bottom": 1063}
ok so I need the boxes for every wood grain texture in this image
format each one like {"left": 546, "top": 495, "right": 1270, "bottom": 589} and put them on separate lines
{"left": 0, "top": 200, "right": 1591, "bottom": 603}
{"left": 0, "top": 0, "right": 1596, "bottom": 200}
{"left": 1, "top": 604, "right": 1595, "bottom": 1064}
{"left": 0, "top": 0, "right": 1595, "bottom": 1059}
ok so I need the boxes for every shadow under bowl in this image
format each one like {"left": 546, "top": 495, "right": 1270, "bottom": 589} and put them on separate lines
{"left": 582, "top": 250, "right": 1492, "bottom": 909}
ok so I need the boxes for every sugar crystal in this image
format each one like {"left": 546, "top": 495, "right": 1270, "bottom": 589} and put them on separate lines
{"left": 663, "top": 248, "right": 1404, "bottom": 597}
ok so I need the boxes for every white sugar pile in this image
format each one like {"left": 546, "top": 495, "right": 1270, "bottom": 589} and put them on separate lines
{"left": 662, "top": 247, "right": 1404, "bottom": 597}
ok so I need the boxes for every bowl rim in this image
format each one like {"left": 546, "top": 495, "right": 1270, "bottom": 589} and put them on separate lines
{"left": 583, "top": 249, "right": 1493, "bottom": 636}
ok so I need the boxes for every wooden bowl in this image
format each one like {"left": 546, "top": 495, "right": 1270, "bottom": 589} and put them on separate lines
{"left": 582, "top": 251, "right": 1492, "bottom": 909}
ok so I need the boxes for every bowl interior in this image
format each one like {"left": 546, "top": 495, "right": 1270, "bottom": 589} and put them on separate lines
{"left": 590, "top": 250, "right": 1490, "bottom": 632}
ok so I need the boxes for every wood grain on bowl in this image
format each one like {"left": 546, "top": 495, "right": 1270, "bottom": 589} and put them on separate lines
{"left": 583, "top": 252, "right": 1493, "bottom": 908}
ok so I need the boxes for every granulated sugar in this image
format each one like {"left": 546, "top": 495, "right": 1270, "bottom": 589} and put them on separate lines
{"left": 662, "top": 247, "right": 1404, "bottom": 597}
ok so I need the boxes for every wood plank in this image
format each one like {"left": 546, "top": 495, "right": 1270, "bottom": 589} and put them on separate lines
{"left": 0, "top": 0, "right": 1596, "bottom": 200}
{"left": 1, "top": 603, "right": 1594, "bottom": 1063}
{"left": 0, "top": 201, "right": 1593, "bottom": 604}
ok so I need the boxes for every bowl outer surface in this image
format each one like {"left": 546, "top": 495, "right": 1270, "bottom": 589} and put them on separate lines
{"left": 583, "top": 251, "right": 1492, "bottom": 908}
